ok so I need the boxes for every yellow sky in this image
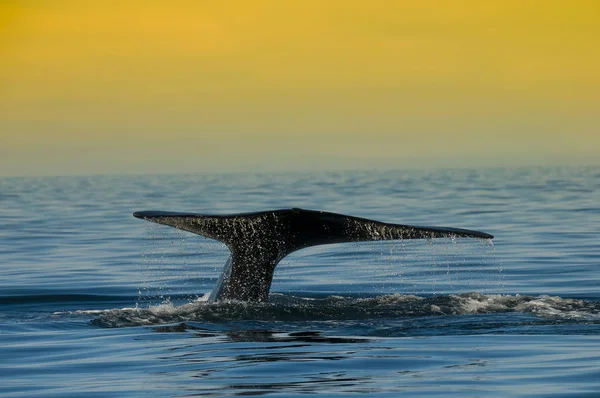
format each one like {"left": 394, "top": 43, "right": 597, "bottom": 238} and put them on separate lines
{"left": 1, "top": 1, "right": 599, "bottom": 176}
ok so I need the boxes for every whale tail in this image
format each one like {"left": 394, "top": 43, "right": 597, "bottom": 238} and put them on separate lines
{"left": 133, "top": 208, "right": 493, "bottom": 302}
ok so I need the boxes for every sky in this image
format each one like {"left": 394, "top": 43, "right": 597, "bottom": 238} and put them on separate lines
{"left": 1, "top": 1, "right": 599, "bottom": 176}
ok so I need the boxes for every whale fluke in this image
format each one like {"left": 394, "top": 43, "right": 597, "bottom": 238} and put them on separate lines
{"left": 133, "top": 208, "right": 493, "bottom": 302}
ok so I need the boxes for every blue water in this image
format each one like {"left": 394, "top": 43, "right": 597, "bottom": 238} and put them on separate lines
{"left": 1, "top": 166, "right": 600, "bottom": 397}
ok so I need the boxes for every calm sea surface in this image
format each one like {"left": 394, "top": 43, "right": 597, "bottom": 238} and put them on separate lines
{"left": 1, "top": 166, "right": 599, "bottom": 397}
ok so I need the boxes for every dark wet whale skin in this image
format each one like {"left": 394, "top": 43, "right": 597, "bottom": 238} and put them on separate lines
{"left": 134, "top": 208, "right": 493, "bottom": 302}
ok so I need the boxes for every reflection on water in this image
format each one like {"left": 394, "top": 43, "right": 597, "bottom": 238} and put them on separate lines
{"left": 143, "top": 326, "right": 600, "bottom": 397}
{"left": 154, "top": 324, "right": 369, "bottom": 344}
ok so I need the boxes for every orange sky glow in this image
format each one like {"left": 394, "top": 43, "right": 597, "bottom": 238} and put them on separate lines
{"left": 1, "top": 1, "right": 599, "bottom": 176}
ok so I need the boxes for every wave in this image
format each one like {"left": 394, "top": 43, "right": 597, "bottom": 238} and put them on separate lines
{"left": 0, "top": 294, "right": 135, "bottom": 305}
{"left": 81, "top": 293, "right": 600, "bottom": 328}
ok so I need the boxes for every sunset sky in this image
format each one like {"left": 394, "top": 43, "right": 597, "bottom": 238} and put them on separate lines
{"left": 1, "top": 1, "right": 598, "bottom": 176}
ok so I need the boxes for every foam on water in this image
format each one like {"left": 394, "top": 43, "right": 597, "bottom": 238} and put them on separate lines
{"left": 80, "top": 292, "right": 600, "bottom": 328}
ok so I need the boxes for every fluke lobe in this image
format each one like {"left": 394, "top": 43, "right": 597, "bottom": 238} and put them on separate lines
{"left": 133, "top": 208, "right": 493, "bottom": 302}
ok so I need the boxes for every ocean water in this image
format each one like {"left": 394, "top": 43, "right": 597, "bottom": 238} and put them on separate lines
{"left": 1, "top": 166, "right": 599, "bottom": 397}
